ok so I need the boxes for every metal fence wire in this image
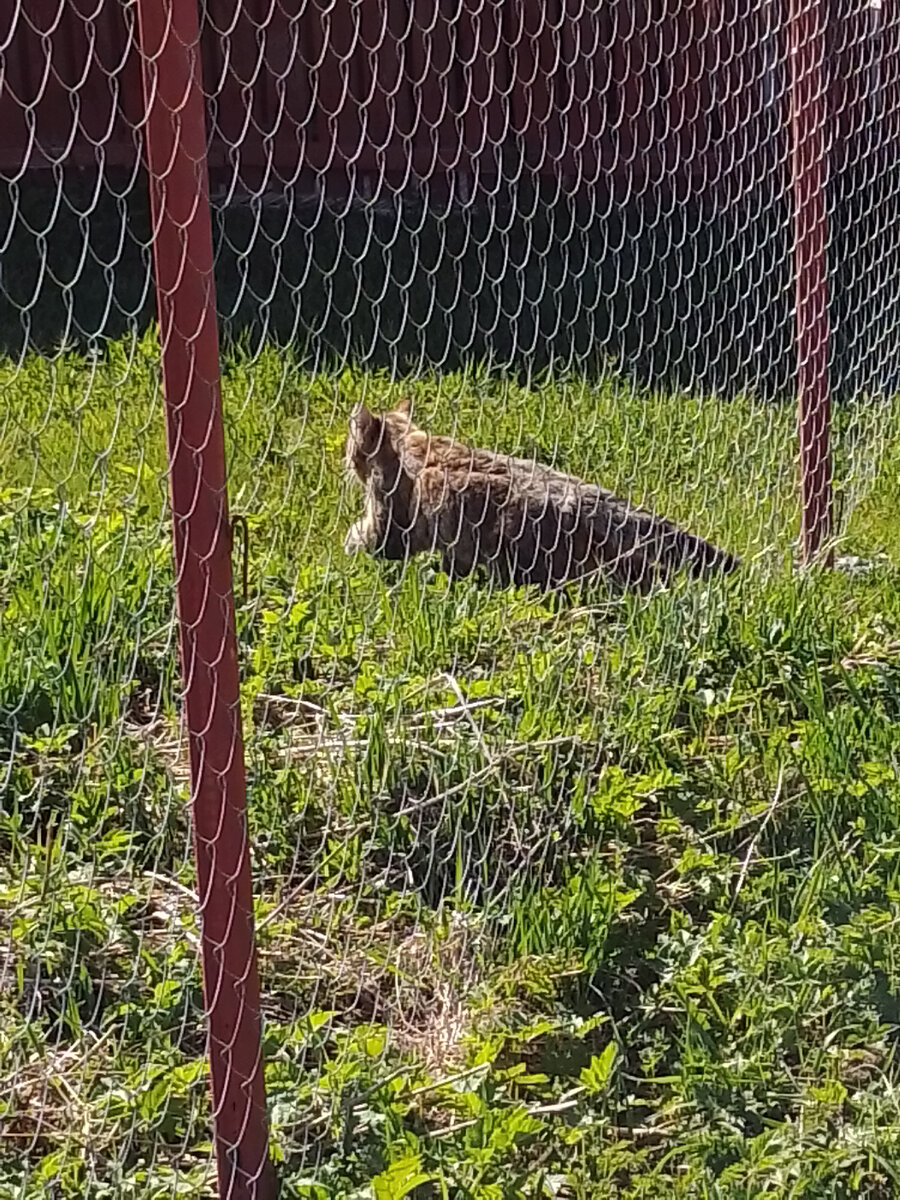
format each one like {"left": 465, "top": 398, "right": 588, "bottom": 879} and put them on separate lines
{"left": 2, "top": 1, "right": 900, "bottom": 1197}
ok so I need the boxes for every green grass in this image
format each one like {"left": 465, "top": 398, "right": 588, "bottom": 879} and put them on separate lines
{"left": 2, "top": 330, "right": 900, "bottom": 1198}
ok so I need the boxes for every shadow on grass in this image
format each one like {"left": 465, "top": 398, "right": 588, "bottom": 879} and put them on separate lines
{"left": 0, "top": 170, "right": 790, "bottom": 394}
{"left": 2, "top": 165, "right": 897, "bottom": 400}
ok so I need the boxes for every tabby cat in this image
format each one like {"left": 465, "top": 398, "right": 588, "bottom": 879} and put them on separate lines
{"left": 343, "top": 399, "right": 739, "bottom": 592}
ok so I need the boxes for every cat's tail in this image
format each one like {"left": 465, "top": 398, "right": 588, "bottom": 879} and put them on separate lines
{"left": 675, "top": 525, "right": 741, "bottom": 578}
{"left": 589, "top": 492, "right": 740, "bottom": 588}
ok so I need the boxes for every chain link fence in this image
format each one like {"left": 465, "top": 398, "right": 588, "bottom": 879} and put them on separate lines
{"left": 3, "top": 2, "right": 900, "bottom": 1197}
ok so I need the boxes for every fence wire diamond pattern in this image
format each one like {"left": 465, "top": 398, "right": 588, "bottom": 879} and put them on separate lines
{"left": 2, "top": 1, "right": 900, "bottom": 1197}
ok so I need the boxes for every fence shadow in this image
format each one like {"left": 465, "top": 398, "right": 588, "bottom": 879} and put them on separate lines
{"left": 1, "top": 170, "right": 894, "bottom": 401}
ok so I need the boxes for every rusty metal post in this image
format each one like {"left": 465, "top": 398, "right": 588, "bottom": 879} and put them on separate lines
{"left": 133, "top": 0, "right": 275, "bottom": 1194}
{"left": 789, "top": 0, "right": 833, "bottom": 563}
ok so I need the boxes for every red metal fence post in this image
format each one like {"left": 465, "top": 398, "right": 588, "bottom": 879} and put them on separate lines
{"left": 789, "top": 0, "right": 834, "bottom": 564}
{"left": 133, "top": 1, "right": 275, "bottom": 1195}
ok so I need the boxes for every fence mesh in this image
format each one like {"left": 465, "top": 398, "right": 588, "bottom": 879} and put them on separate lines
{"left": 3, "top": 1, "right": 900, "bottom": 1197}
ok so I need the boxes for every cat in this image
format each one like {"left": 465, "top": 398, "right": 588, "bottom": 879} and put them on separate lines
{"left": 343, "top": 398, "right": 739, "bottom": 592}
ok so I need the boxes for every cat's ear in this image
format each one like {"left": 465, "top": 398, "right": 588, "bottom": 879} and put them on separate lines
{"left": 349, "top": 403, "right": 382, "bottom": 455}
{"left": 394, "top": 396, "right": 411, "bottom": 416}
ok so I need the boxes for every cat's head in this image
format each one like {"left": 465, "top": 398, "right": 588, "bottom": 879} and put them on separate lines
{"left": 344, "top": 398, "right": 431, "bottom": 562}
{"left": 344, "top": 397, "right": 417, "bottom": 483}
